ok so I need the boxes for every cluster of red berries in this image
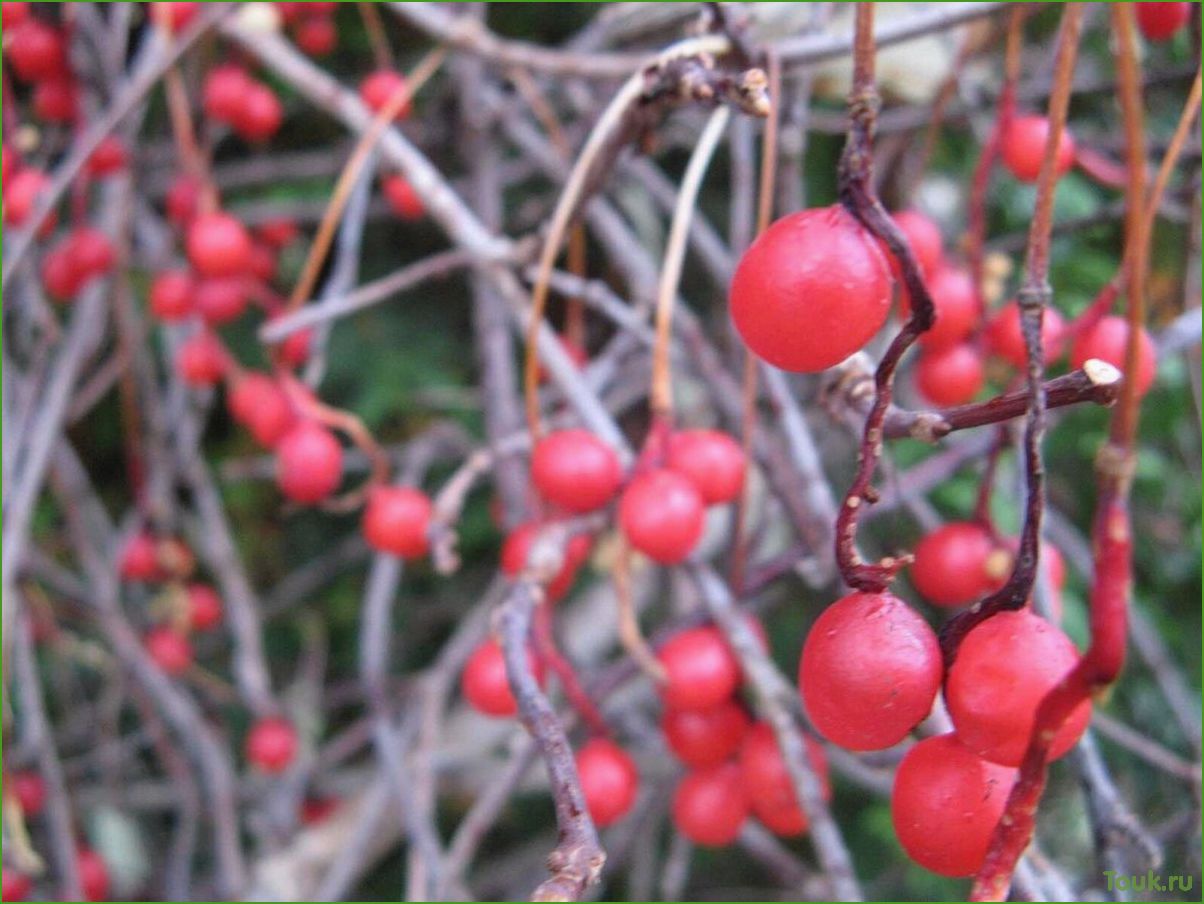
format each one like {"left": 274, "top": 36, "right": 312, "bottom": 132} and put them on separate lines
{"left": 278, "top": 2, "right": 339, "bottom": 57}
{"left": 201, "top": 63, "right": 284, "bottom": 144}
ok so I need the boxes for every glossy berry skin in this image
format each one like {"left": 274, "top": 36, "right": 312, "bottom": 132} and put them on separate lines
{"left": 202, "top": 64, "right": 251, "bottom": 123}
{"left": 359, "top": 69, "right": 412, "bottom": 120}
{"left": 149, "top": 270, "right": 195, "bottom": 321}
{"left": 120, "top": 532, "right": 161, "bottom": 581}
{"left": 77, "top": 848, "right": 109, "bottom": 902}
{"left": 232, "top": 82, "right": 284, "bottom": 143}
{"left": 194, "top": 277, "right": 248, "bottom": 326}
{"left": 3, "top": 169, "right": 51, "bottom": 226}
{"left": 661, "top": 699, "right": 750, "bottom": 769}
{"left": 228, "top": 373, "right": 295, "bottom": 448}
{"left": 740, "top": 722, "right": 830, "bottom": 837}
{"left": 145, "top": 626, "right": 194, "bottom": 676}
{"left": 575, "top": 738, "right": 639, "bottom": 828}
{"left": 176, "top": 331, "right": 228, "bottom": 387}
{"left": 891, "top": 733, "right": 1016, "bottom": 877}
{"left": 730, "top": 205, "right": 892, "bottom": 373}
{"left": 915, "top": 343, "right": 984, "bottom": 407}
{"left": 2, "top": 869, "right": 32, "bottom": 902}
{"left": 666, "top": 429, "right": 745, "bottom": 505}
{"left": 6, "top": 20, "right": 67, "bottom": 82}
{"left": 910, "top": 522, "right": 1003, "bottom": 607}
{"left": 985, "top": 301, "right": 1066, "bottom": 368}
{"left": 946, "top": 609, "right": 1091, "bottom": 766}
{"left": 461, "top": 639, "right": 544, "bottom": 718}
{"left": 186, "top": 213, "right": 252, "bottom": 278}
{"left": 246, "top": 717, "right": 298, "bottom": 774}
{"left": 294, "top": 15, "right": 337, "bottom": 56}
{"left": 657, "top": 626, "right": 741, "bottom": 711}
{"left": 799, "top": 592, "right": 941, "bottom": 750}
{"left": 383, "top": 174, "right": 424, "bottom": 221}
{"left": 187, "top": 583, "right": 223, "bottom": 631}
{"left": 1002, "top": 115, "right": 1076, "bottom": 183}
{"left": 530, "top": 429, "right": 623, "bottom": 513}
{"left": 85, "top": 136, "right": 128, "bottom": 176}
{"left": 7, "top": 771, "right": 46, "bottom": 816}
{"left": 1070, "top": 314, "right": 1156, "bottom": 398}
{"left": 889, "top": 210, "right": 943, "bottom": 276}
{"left": 1136, "top": 3, "right": 1190, "bottom": 40}
{"left": 618, "top": 469, "right": 705, "bottom": 564}
{"left": 362, "top": 486, "right": 432, "bottom": 559}
{"left": 275, "top": 421, "right": 343, "bottom": 504}
{"left": 32, "top": 77, "right": 78, "bottom": 123}
{"left": 500, "top": 522, "right": 592, "bottom": 602}
{"left": 671, "top": 763, "right": 749, "bottom": 847}
{"left": 909, "top": 265, "right": 978, "bottom": 350}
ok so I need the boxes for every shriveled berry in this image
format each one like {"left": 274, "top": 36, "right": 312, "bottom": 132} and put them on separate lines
{"left": 530, "top": 429, "right": 622, "bottom": 513}
{"left": 362, "top": 485, "right": 432, "bottom": 559}
{"left": 657, "top": 626, "right": 741, "bottom": 711}
{"left": 618, "top": 469, "right": 705, "bottom": 564}
{"left": 1002, "top": 115, "right": 1076, "bottom": 183}
{"left": 671, "top": 763, "right": 748, "bottom": 847}
{"left": 666, "top": 429, "right": 745, "bottom": 505}
{"left": 576, "top": 738, "right": 639, "bottom": 828}
{"left": 276, "top": 421, "right": 343, "bottom": 504}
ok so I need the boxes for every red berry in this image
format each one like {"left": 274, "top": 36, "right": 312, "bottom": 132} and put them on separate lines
{"left": 500, "top": 522, "right": 592, "bottom": 602}
{"left": 671, "top": 763, "right": 749, "bottom": 847}
{"left": 946, "top": 609, "right": 1091, "bottom": 766}
{"left": 575, "top": 738, "right": 639, "bottom": 828}
{"left": 278, "top": 325, "right": 313, "bottom": 368}
{"left": 232, "top": 82, "right": 284, "bottom": 143}
{"left": 187, "top": 583, "right": 223, "bottom": 631}
{"left": 661, "top": 699, "right": 750, "bottom": 768}
{"left": 1002, "top": 115, "right": 1076, "bottom": 183}
{"left": 889, "top": 209, "right": 943, "bottom": 277}
{"left": 176, "top": 331, "right": 229, "bottom": 387}
{"left": 657, "top": 626, "right": 741, "bottom": 711}
{"left": 187, "top": 212, "right": 252, "bottom": 278}
{"left": 41, "top": 246, "right": 84, "bottom": 302}
{"left": 382, "top": 174, "right": 424, "bottom": 221}
{"left": 194, "top": 277, "right": 248, "bottom": 326}
{"left": 359, "top": 69, "right": 412, "bottom": 120}
{"left": 530, "top": 429, "right": 623, "bottom": 513}
{"left": 800, "top": 592, "right": 941, "bottom": 750}
{"left": 461, "top": 638, "right": 544, "bottom": 718}
{"left": 362, "top": 485, "right": 432, "bottom": 559}
{"left": 86, "top": 136, "right": 128, "bottom": 176}
{"left": 120, "top": 532, "right": 161, "bottom": 582}
{"left": 1136, "top": 2, "right": 1190, "bottom": 40}
{"left": 3, "top": 168, "right": 50, "bottom": 226}
{"left": 76, "top": 847, "right": 109, "bottom": 902}
{"left": 985, "top": 301, "right": 1067, "bottom": 368}
{"left": 1, "top": 3, "right": 30, "bottom": 29}
{"left": 246, "top": 716, "right": 298, "bottom": 773}
{"left": 300, "top": 796, "right": 338, "bottom": 825}
{"left": 618, "top": 469, "right": 705, "bottom": 564}
{"left": 276, "top": 421, "right": 343, "bottom": 504}
{"left": 901, "top": 264, "right": 977, "bottom": 350}
{"left": 157, "top": 2, "right": 199, "bottom": 31}
{"left": 7, "top": 770, "right": 46, "bottom": 816}
{"left": 915, "top": 343, "right": 984, "bottom": 407}
{"left": 910, "top": 522, "right": 1005, "bottom": 607}
{"left": 294, "top": 15, "right": 337, "bottom": 56}
{"left": 247, "top": 241, "right": 278, "bottom": 283}
{"left": 165, "top": 175, "right": 201, "bottom": 227}
{"left": 66, "top": 227, "right": 115, "bottom": 278}
{"left": 666, "top": 429, "right": 745, "bottom": 505}
{"left": 2, "top": 869, "right": 31, "bottom": 902}
{"left": 730, "top": 205, "right": 891, "bottom": 373}
{"left": 2, "top": 145, "right": 17, "bottom": 184}
{"left": 740, "top": 722, "right": 830, "bottom": 837}
{"left": 256, "top": 217, "right": 299, "bottom": 248}
{"left": 145, "top": 626, "right": 193, "bottom": 676}
{"left": 32, "top": 76, "right": 78, "bottom": 123}
{"left": 202, "top": 64, "right": 252, "bottom": 123}
{"left": 1070, "top": 314, "right": 1156, "bottom": 398}
{"left": 149, "top": 269, "right": 195, "bottom": 321}
{"left": 891, "top": 733, "right": 1016, "bottom": 877}
{"left": 6, "top": 20, "right": 68, "bottom": 82}
{"left": 228, "top": 373, "right": 295, "bottom": 448}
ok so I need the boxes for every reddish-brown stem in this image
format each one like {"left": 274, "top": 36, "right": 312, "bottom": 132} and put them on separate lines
{"left": 155, "top": 9, "right": 219, "bottom": 215}
{"left": 532, "top": 596, "right": 609, "bottom": 737}
{"left": 358, "top": 1, "right": 394, "bottom": 71}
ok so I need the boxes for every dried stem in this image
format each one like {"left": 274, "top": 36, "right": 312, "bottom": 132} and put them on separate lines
{"left": 612, "top": 539, "right": 666, "bottom": 684}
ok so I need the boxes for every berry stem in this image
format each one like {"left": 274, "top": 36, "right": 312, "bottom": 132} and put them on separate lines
{"left": 531, "top": 596, "right": 609, "bottom": 737}
{"left": 612, "top": 538, "right": 667, "bottom": 684}
{"left": 357, "top": 1, "right": 395, "bottom": 71}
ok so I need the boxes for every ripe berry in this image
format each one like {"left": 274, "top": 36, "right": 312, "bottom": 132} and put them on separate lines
{"left": 915, "top": 343, "right": 984, "bottom": 407}
{"left": 186, "top": 212, "right": 252, "bottom": 278}
{"left": 730, "top": 205, "right": 891, "bottom": 373}
{"left": 2, "top": 869, "right": 32, "bottom": 902}
{"left": 1070, "top": 314, "right": 1156, "bottom": 398}
{"left": 2, "top": 144, "right": 17, "bottom": 184}
{"left": 149, "top": 269, "right": 195, "bottom": 321}
{"left": 145, "top": 626, "right": 194, "bottom": 676}
{"left": 910, "top": 522, "right": 1005, "bottom": 607}
{"left": 157, "top": 2, "right": 199, "bottom": 31}
{"left": 278, "top": 325, "right": 313, "bottom": 368}
{"left": 666, "top": 429, "right": 745, "bottom": 505}
{"left": 257, "top": 217, "right": 299, "bottom": 248}
{"left": 165, "top": 175, "right": 201, "bottom": 227}
{"left": 120, "top": 532, "right": 161, "bottom": 582}
{"left": 359, "top": 69, "right": 412, "bottom": 120}
{"left": 247, "top": 241, "right": 278, "bottom": 283}
{"left": 246, "top": 716, "right": 299, "bottom": 773}
{"left": 661, "top": 699, "right": 750, "bottom": 769}
{"left": 891, "top": 733, "right": 1016, "bottom": 877}
{"left": 275, "top": 421, "right": 343, "bottom": 504}
{"left": 530, "top": 429, "right": 622, "bottom": 513}
{"left": 232, "top": 82, "right": 284, "bottom": 143}
{"left": 66, "top": 227, "right": 116, "bottom": 279}
{"left": 985, "top": 301, "right": 1067, "bottom": 367}
{"left": 228, "top": 373, "right": 295, "bottom": 448}
{"left": 799, "top": 592, "right": 941, "bottom": 750}
{"left": 300, "top": 796, "right": 338, "bottom": 825}
{"left": 176, "top": 331, "right": 229, "bottom": 387}
{"left": 901, "top": 264, "right": 977, "bottom": 350}
{"left": 1, "top": 3, "right": 30, "bottom": 29}
{"left": 362, "top": 485, "right": 432, "bottom": 559}
{"left": 1002, "top": 115, "right": 1076, "bottom": 183}
{"left": 187, "top": 583, "right": 223, "bottom": 631}
{"left": 671, "top": 763, "right": 749, "bottom": 847}
{"left": 1136, "top": 2, "right": 1190, "bottom": 40}
{"left": 41, "top": 246, "right": 84, "bottom": 302}
{"left": 76, "top": 847, "right": 110, "bottom": 902}
{"left": 32, "top": 76, "right": 78, "bottom": 123}
{"left": 500, "top": 522, "right": 592, "bottom": 602}
{"left": 194, "top": 277, "right": 248, "bottom": 326}
{"left": 383, "top": 174, "right": 424, "bottom": 221}
{"left": 461, "top": 639, "right": 544, "bottom": 718}
{"left": 86, "top": 136, "right": 128, "bottom": 176}
{"left": 889, "top": 209, "right": 943, "bottom": 277}
{"left": 202, "top": 64, "right": 252, "bottom": 123}
{"left": 8, "top": 770, "right": 46, "bottom": 816}
{"left": 294, "top": 15, "right": 337, "bottom": 56}
{"left": 3, "top": 168, "right": 51, "bottom": 226}
{"left": 740, "top": 722, "right": 830, "bottom": 837}
{"left": 618, "top": 469, "right": 705, "bottom": 564}
{"left": 575, "top": 738, "right": 639, "bottom": 828}
{"left": 6, "top": 20, "right": 68, "bottom": 82}
{"left": 946, "top": 609, "right": 1091, "bottom": 766}
{"left": 656, "top": 626, "right": 741, "bottom": 711}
